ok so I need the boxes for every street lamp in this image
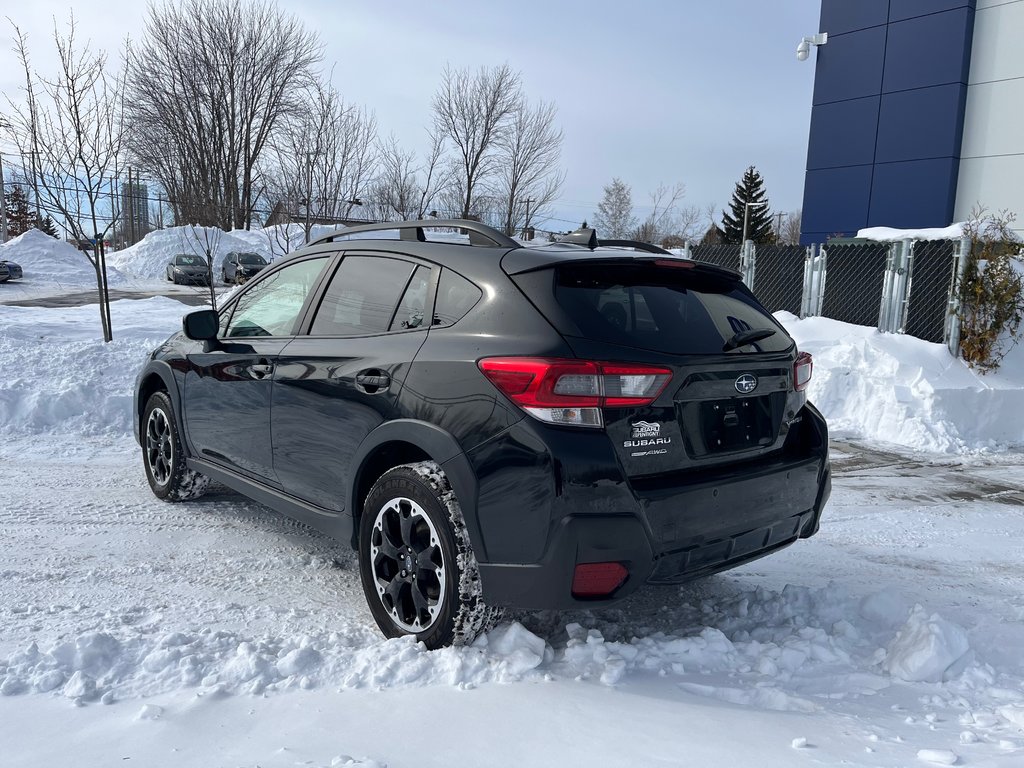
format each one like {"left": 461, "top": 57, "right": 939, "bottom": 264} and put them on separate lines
{"left": 742, "top": 201, "right": 769, "bottom": 243}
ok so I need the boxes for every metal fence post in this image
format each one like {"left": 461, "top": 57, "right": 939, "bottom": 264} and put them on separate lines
{"left": 740, "top": 240, "right": 757, "bottom": 288}
{"left": 801, "top": 243, "right": 826, "bottom": 318}
{"left": 896, "top": 240, "right": 915, "bottom": 334}
{"left": 682, "top": 240, "right": 692, "bottom": 260}
{"left": 944, "top": 236, "right": 971, "bottom": 357}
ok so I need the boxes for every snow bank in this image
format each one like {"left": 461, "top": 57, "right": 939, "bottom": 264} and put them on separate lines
{"left": 856, "top": 224, "right": 965, "bottom": 242}
{"left": 779, "top": 312, "right": 1024, "bottom": 452}
{"left": 106, "top": 224, "right": 342, "bottom": 279}
{"left": 0, "top": 298, "right": 186, "bottom": 436}
{"left": 0, "top": 229, "right": 128, "bottom": 287}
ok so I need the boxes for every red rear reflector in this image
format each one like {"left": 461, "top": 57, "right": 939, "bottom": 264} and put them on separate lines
{"left": 794, "top": 351, "right": 813, "bottom": 391}
{"left": 654, "top": 259, "right": 696, "bottom": 269}
{"left": 572, "top": 562, "right": 629, "bottom": 598}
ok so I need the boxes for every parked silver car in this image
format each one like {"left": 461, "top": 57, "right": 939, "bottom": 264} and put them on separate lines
{"left": 165, "top": 254, "right": 210, "bottom": 285}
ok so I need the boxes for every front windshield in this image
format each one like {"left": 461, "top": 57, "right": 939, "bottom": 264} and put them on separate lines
{"left": 239, "top": 253, "right": 267, "bottom": 265}
{"left": 175, "top": 255, "right": 205, "bottom": 266}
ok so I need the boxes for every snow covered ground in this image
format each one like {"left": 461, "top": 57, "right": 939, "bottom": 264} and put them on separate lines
{"left": 2, "top": 231, "right": 1024, "bottom": 766}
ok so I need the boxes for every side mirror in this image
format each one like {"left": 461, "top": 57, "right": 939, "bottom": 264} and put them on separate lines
{"left": 183, "top": 309, "right": 220, "bottom": 341}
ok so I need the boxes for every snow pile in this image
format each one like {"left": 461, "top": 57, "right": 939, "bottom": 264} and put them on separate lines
{"left": 106, "top": 226, "right": 271, "bottom": 279}
{"left": 106, "top": 224, "right": 343, "bottom": 279}
{"left": 0, "top": 582, "right": 993, "bottom": 720}
{"left": 0, "top": 229, "right": 128, "bottom": 287}
{"left": 856, "top": 224, "right": 965, "bottom": 242}
{"left": 0, "top": 297, "right": 186, "bottom": 436}
{"left": 779, "top": 312, "right": 1024, "bottom": 452}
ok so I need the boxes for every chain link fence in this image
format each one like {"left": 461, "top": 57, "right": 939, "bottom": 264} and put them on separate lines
{"left": 750, "top": 245, "right": 805, "bottom": 315}
{"left": 905, "top": 240, "right": 959, "bottom": 343}
{"left": 818, "top": 243, "right": 890, "bottom": 328}
{"left": 690, "top": 244, "right": 741, "bottom": 273}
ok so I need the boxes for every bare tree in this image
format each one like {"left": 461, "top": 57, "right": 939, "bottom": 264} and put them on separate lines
{"left": 5, "top": 18, "right": 124, "bottom": 341}
{"left": 178, "top": 225, "right": 221, "bottom": 309}
{"left": 781, "top": 209, "right": 802, "bottom": 245}
{"left": 633, "top": 182, "right": 687, "bottom": 244}
{"left": 127, "top": 0, "right": 321, "bottom": 230}
{"left": 432, "top": 63, "right": 522, "bottom": 219}
{"left": 592, "top": 178, "right": 637, "bottom": 239}
{"left": 369, "top": 130, "right": 452, "bottom": 222}
{"left": 496, "top": 98, "right": 564, "bottom": 236}
{"left": 269, "top": 81, "right": 377, "bottom": 239}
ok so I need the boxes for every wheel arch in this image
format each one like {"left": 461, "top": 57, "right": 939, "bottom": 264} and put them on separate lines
{"left": 135, "top": 363, "right": 184, "bottom": 448}
{"left": 349, "top": 420, "right": 483, "bottom": 559}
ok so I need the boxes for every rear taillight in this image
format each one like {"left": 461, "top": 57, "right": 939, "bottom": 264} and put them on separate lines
{"left": 794, "top": 351, "right": 813, "bottom": 391}
{"left": 478, "top": 357, "right": 672, "bottom": 428}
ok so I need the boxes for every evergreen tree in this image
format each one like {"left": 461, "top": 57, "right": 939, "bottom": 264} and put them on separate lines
{"left": 4, "top": 183, "right": 38, "bottom": 236}
{"left": 592, "top": 178, "right": 636, "bottom": 239}
{"left": 720, "top": 166, "right": 774, "bottom": 244}
{"left": 40, "top": 215, "right": 60, "bottom": 238}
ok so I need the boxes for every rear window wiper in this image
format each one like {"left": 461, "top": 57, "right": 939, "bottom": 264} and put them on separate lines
{"left": 723, "top": 328, "right": 777, "bottom": 351}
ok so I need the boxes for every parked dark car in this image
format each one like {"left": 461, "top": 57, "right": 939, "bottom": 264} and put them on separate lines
{"left": 166, "top": 254, "right": 210, "bottom": 285}
{"left": 0, "top": 259, "right": 23, "bottom": 282}
{"left": 222, "top": 251, "right": 268, "bottom": 285}
{"left": 135, "top": 220, "right": 831, "bottom": 649}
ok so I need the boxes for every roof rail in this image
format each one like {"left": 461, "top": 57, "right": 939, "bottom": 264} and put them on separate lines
{"left": 556, "top": 227, "right": 671, "bottom": 255}
{"left": 306, "top": 219, "right": 520, "bottom": 249}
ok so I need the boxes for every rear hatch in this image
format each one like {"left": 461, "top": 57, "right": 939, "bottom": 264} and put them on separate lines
{"left": 507, "top": 257, "right": 805, "bottom": 479}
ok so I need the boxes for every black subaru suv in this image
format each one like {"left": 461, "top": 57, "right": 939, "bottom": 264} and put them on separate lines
{"left": 135, "top": 220, "right": 830, "bottom": 648}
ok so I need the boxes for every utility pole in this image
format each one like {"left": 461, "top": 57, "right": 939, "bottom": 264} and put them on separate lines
{"left": 775, "top": 211, "right": 785, "bottom": 243}
{"left": 0, "top": 152, "right": 8, "bottom": 243}
{"left": 523, "top": 197, "right": 535, "bottom": 239}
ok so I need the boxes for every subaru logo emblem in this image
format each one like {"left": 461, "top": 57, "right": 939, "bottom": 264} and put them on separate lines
{"left": 735, "top": 374, "right": 758, "bottom": 394}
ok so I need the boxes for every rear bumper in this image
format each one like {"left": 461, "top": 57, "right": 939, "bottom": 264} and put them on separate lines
{"left": 472, "top": 404, "right": 831, "bottom": 610}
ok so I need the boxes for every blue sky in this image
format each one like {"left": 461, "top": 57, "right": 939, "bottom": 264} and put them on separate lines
{"left": 1, "top": 0, "right": 823, "bottom": 230}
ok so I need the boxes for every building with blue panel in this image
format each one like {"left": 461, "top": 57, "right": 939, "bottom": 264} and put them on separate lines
{"left": 801, "top": 0, "right": 1024, "bottom": 244}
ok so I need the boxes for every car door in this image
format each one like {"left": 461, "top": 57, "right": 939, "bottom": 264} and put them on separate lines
{"left": 183, "top": 254, "right": 332, "bottom": 482}
{"left": 271, "top": 253, "right": 434, "bottom": 512}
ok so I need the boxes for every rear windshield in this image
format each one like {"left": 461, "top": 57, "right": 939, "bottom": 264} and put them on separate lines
{"left": 534, "top": 263, "right": 792, "bottom": 355}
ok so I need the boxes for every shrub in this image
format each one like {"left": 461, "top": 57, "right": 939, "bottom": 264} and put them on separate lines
{"left": 958, "top": 211, "right": 1024, "bottom": 372}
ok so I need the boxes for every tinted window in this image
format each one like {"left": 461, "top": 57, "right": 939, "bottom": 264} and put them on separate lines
{"left": 311, "top": 256, "right": 413, "bottom": 336}
{"left": 433, "top": 269, "right": 481, "bottom": 326}
{"left": 548, "top": 263, "right": 791, "bottom": 354}
{"left": 225, "top": 257, "right": 328, "bottom": 338}
{"left": 390, "top": 265, "right": 431, "bottom": 331}
{"left": 239, "top": 253, "right": 266, "bottom": 265}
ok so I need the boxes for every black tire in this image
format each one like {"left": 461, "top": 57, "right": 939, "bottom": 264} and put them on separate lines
{"left": 358, "top": 462, "right": 501, "bottom": 649}
{"left": 142, "top": 391, "right": 210, "bottom": 502}
{"left": 222, "top": 270, "right": 231, "bottom": 285}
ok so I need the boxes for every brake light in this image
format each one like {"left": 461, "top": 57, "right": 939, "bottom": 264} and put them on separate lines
{"left": 478, "top": 357, "right": 672, "bottom": 428}
{"left": 794, "top": 351, "right": 813, "bottom": 391}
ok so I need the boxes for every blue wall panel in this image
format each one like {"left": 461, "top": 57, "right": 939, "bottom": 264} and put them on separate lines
{"left": 819, "top": 0, "right": 889, "bottom": 35}
{"left": 889, "top": 0, "right": 972, "bottom": 24}
{"left": 801, "top": 0, "right": 976, "bottom": 244}
{"left": 803, "top": 166, "right": 874, "bottom": 237}
{"left": 882, "top": 9, "right": 973, "bottom": 92}
{"left": 875, "top": 85, "right": 964, "bottom": 162}
{"left": 812, "top": 26, "right": 888, "bottom": 105}
{"left": 869, "top": 158, "right": 959, "bottom": 227}
{"left": 807, "top": 96, "right": 880, "bottom": 169}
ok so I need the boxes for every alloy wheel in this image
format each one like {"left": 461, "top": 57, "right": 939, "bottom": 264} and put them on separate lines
{"left": 369, "top": 496, "right": 446, "bottom": 632}
{"left": 145, "top": 407, "right": 174, "bottom": 487}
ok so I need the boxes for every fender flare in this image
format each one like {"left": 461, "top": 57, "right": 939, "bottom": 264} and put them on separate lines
{"left": 135, "top": 361, "right": 187, "bottom": 450}
{"left": 349, "top": 419, "right": 486, "bottom": 561}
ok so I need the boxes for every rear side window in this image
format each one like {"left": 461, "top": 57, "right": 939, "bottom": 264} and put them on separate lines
{"left": 311, "top": 255, "right": 414, "bottom": 336}
{"left": 433, "top": 269, "right": 481, "bottom": 327}
{"left": 390, "top": 265, "right": 431, "bottom": 331}
{"left": 543, "top": 263, "right": 791, "bottom": 355}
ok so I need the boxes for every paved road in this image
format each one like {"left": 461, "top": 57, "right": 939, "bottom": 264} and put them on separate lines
{"left": 2, "top": 288, "right": 213, "bottom": 308}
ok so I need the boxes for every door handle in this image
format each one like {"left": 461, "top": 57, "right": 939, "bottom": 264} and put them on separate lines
{"left": 355, "top": 370, "right": 391, "bottom": 393}
{"left": 250, "top": 362, "right": 274, "bottom": 379}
